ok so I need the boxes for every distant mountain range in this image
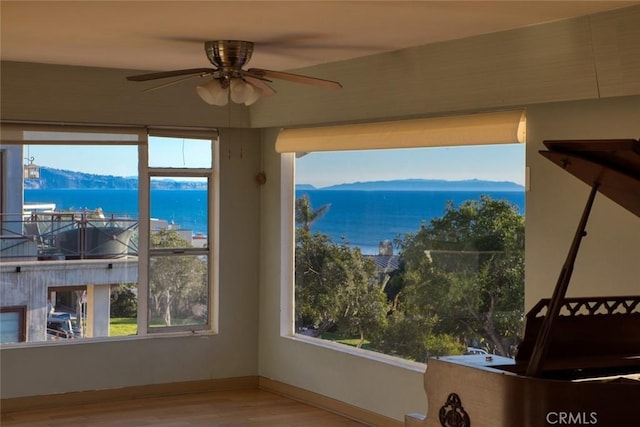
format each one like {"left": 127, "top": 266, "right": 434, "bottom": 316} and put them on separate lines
{"left": 26, "top": 167, "right": 524, "bottom": 192}
{"left": 298, "top": 178, "right": 524, "bottom": 192}
{"left": 24, "top": 167, "right": 206, "bottom": 190}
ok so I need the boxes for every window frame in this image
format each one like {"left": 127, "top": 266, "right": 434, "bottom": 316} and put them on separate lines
{"left": 281, "top": 124, "right": 526, "bottom": 363}
{"left": 140, "top": 129, "right": 219, "bottom": 335}
{"left": 0, "top": 123, "right": 219, "bottom": 346}
{"left": 0, "top": 306, "right": 27, "bottom": 343}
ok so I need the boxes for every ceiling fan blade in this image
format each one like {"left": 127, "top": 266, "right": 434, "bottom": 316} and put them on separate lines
{"left": 242, "top": 69, "right": 272, "bottom": 82}
{"left": 127, "top": 68, "right": 215, "bottom": 81}
{"left": 248, "top": 68, "right": 342, "bottom": 90}
{"left": 142, "top": 74, "right": 207, "bottom": 92}
{"left": 244, "top": 76, "right": 277, "bottom": 97}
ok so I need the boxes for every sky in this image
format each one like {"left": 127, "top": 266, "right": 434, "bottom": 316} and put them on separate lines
{"left": 23, "top": 139, "right": 525, "bottom": 186}
{"left": 23, "top": 137, "right": 211, "bottom": 177}
{"left": 296, "top": 144, "right": 525, "bottom": 187}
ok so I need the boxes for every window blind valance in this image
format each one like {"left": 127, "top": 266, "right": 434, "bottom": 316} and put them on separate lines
{"left": 275, "top": 110, "right": 526, "bottom": 153}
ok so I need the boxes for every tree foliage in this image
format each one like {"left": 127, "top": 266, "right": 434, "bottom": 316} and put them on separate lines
{"left": 293, "top": 193, "right": 524, "bottom": 361}
{"left": 149, "top": 229, "right": 207, "bottom": 326}
{"left": 295, "top": 229, "right": 388, "bottom": 347}
{"left": 110, "top": 283, "right": 137, "bottom": 318}
{"left": 392, "top": 195, "right": 524, "bottom": 356}
{"left": 294, "top": 195, "right": 388, "bottom": 347}
{"left": 295, "top": 194, "right": 330, "bottom": 232}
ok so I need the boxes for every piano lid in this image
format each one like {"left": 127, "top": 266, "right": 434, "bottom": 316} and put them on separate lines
{"left": 540, "top": 139, "right": 640, "bottom": 218}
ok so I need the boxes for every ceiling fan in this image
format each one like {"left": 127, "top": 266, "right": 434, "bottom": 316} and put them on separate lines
{"left": 126, "top": 40, "right": 342, "bottom": 106}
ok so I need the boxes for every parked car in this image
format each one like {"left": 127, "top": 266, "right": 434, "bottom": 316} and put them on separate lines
{"left": 464, "top": 347, "right": 488, "bottom": 355}
{"left": 47, "top": 312, "right": 81, "bottom": 339}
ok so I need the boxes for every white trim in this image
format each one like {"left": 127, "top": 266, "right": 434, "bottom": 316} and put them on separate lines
{"left": 0, "top": 328, "right": 220, "bottom": 350}
{"left": 210, "top": 137, "right": 220, "bottom": 333}
{"left": 280, "top": 153, "right": 295, "bottom": 337}
{"left": 143, "top": 135, "right": 218, "bottom": 335}
{"left": 283, "top": 333, "right": 426, "bottom": 373}
{"left": 137, "top": 135, "right": 150, "bottom": 336}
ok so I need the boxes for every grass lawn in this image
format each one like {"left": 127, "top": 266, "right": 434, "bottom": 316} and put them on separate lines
{"left": 109, "top": 317, "right": 205, "bottom": 335}
{"left": 320, "top": 331, "right": 372, "bottom": 349}
{"left": 110, "top": 317, "right": 137, "bottom": 336}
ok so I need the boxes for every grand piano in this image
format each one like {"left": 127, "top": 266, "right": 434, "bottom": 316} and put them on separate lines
{"left": 406, "top": 139, "right": 640, "bottom": 427}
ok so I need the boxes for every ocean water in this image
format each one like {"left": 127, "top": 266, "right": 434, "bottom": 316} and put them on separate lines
{"left": 24, "top": 189, "right": 208, "bottom": 236}
{"left": 297, "top": 190, "right": 524, "bottom": 254}
{"left": 24, "top": 189, "right": 524, "bottom": 254}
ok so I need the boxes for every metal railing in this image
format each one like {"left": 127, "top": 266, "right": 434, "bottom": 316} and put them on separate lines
{"left": 0, "top": 212, "right": 138, "bottom": 261}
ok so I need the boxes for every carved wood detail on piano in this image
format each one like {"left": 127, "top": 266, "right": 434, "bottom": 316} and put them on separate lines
{"left": 516, "top": 295, "right": 640, "bottom": 375}
{"left": 528, "top": 296, "right": 640, "bottom": 318}
{"left": 438, "top": 393, "right": 470, "bottom": 427}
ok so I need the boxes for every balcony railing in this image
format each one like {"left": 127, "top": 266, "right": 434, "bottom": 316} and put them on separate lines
{"left": 0, "top": 212, "right": 138, "bottom": 261}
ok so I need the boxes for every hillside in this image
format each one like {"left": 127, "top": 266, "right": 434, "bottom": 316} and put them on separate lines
{"left": 24, "top": 167, "right": 206, "bottom": 190}
{"left": 299, "top": 178, "right": 524, "bottom": 192}
{"left": 29, "top": 167, "right": 524, "bottom": 192}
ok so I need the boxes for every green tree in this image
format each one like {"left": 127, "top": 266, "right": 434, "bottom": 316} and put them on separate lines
{"left": 295, "top": 194, "right": 330, "bottom": 231}
{"left": 110, "top": 283, "right": 137, "bottom": 318}
{"left": 334, "top": 244, "right": 389, "bottom": 347}
{"left": 295, "top": 230, "right": 388, "bottom": 346}
{"left": 295, "top": 195, "right": 388, "bottom": 347}
{"left": 392, "top": 196, "right": 524, "bottom": 356}
{"left": 149, "top": 229, "right": 207, "bottom": 326}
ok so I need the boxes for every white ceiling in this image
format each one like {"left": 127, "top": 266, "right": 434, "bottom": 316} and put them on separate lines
{"left": 1, "top": 1, "right": 638, "bottom": 73}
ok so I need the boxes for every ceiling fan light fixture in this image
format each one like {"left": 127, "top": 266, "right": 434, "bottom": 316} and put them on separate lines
{"left": 243, "top": 83, "right": 262, "bottom": 106}
{"left": 196, "top": 80, "right": 229, "bottom": 106}
{"left": 230, "top": 79, "right": 260, "bottom": 105}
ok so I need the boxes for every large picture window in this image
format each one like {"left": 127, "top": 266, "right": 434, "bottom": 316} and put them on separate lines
{"left": 0, "top": 124, "right": 218, "bottom": 344}
{"left": 284, "top": 113, "right": 526, "bottom": 363}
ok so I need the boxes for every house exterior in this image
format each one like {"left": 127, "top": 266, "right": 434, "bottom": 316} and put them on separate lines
{"left": 0, "top": 152, "right": 137, "bottom": 342}
{"left": 1, "top": 5, "right": 639, "bottom": 424}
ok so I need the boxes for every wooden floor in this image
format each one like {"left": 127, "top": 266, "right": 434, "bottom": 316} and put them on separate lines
{"left": 1, "top": 389, "right": 367, "bottom": 426}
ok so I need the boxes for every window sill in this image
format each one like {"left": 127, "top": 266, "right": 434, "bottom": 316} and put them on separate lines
{"left": 0, "top": 329, "right": 218, "bottom": 350}
{"left": 282, "top": 333, "right": 426, "bottom": 373}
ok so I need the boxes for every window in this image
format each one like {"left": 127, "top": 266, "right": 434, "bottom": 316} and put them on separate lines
{"left": 143, "top": 132, "right": 216, "bottom": 333}
{"left": 0, "top": 306, "right": 26, "bottom": 343}
{"left": 282, "top": 113, "right": 526, "bottom": 363}
{"left": 0, "top": 124, "right": 218, "bottom": 344}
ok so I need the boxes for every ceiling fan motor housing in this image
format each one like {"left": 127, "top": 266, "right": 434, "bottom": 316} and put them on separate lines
{"left": 205, "top": 40, "right": 253, "bottom": 77}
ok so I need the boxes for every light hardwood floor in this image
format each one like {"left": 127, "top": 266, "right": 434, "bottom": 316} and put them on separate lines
{"left": 1, "top": 389, "right": 367, "bottom": 426}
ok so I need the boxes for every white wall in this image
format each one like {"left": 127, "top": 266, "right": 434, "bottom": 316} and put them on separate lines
{"left": 525, "top": 96, "right": 640, "bottom": 310}
{"left": 0, "top": 62, "right": 249, "bottom": 129}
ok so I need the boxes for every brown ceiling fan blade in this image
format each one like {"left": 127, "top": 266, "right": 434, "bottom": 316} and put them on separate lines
{"left": 142, "top": 74, "right": 208, "bottom": 92}
{"left": 127, "top": 68, "right": 215, "bottom": 81}
{"left": 242, "top": 69, "right": 273, "bottom": 82}
{"left": 244, "top": 76, "right": 277, "bottom": 97}
{"left": 248, "top": 68, "right": 342, "bottom": 90}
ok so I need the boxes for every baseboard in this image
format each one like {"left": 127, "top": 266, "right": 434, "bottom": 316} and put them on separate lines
{"left": 0, "top": 376, "right": 259, "bottom": 414}
{"left": 258, "top": 376, "right": 403, "bottom": 427}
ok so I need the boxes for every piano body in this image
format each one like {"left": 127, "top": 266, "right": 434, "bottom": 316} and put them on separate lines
{"left": 406, "top": 139, "right": 640, "bottom": 427}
